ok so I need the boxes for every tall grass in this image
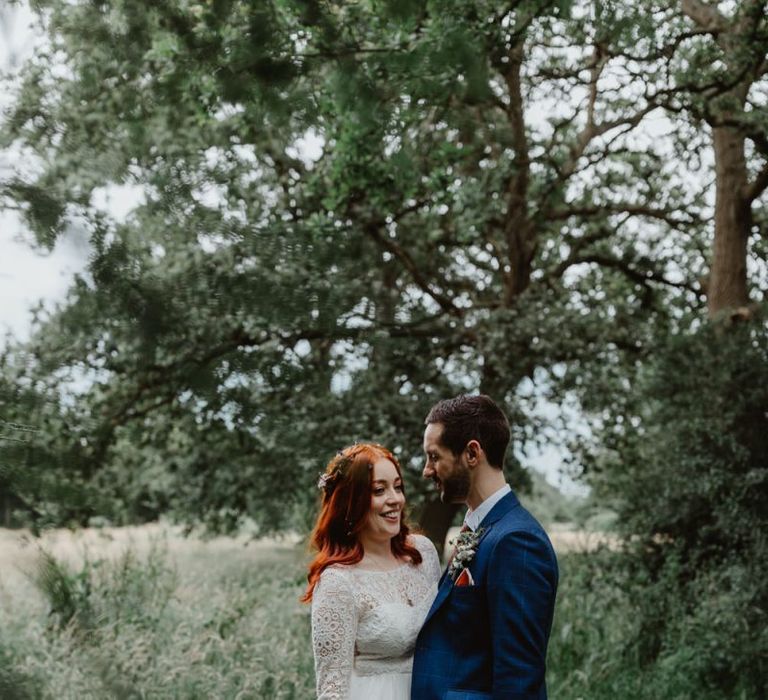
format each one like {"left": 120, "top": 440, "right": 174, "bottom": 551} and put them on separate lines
{"left": 548, "top": 548, "right": 765, "bottom": 700}
{"left": 0, "top": 639, "right": 45, "bottom": 700}
{"left": 1, "top": 539, "right": 314, "bottom": 699}
{"left": 2, "top": 535, "right": 761, "bottom": 699}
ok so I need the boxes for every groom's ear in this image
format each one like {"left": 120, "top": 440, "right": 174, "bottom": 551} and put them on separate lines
{"left": 465, "top": 440, "right": 482, "bottom": 466}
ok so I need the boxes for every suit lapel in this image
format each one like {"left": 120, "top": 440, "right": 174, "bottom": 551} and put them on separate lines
{"left": 423, "top": 491, "right": 520, "bottom": 626}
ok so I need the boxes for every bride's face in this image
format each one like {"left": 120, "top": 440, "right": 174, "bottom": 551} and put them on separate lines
{"left": 359, "top": 458, "right": 406, "bottom": 541}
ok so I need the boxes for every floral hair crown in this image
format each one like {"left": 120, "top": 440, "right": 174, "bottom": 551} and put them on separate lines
{"left": 317, "top": 450, "right": 352, "bottom": 495}
{"left": 316, "top": 470, "right": 340, "bottom": 492}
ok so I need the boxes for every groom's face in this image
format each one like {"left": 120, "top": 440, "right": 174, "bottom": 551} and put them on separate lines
{"left": 422, "top": 422, "right": 471, "bottom": 504}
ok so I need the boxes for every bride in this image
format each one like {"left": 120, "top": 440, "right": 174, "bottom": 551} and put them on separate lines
{"left": 302, "top": 443, "right": 441, "bottom": 699}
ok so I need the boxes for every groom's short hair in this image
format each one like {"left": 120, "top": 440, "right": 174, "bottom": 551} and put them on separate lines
{"left": 425, "top": 394, "right": 510, "bottom": 469}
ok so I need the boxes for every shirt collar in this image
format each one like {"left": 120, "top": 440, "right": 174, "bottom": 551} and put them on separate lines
{"left": 463, "top": 484, "right": 511, "bottom": 531}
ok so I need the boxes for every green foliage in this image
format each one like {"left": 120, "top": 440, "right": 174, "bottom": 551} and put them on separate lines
{"left": 0, "top": 0, "right": 721, "bottom": 532}
{"left": 618, "top": 318, "right": 767, "bottom": 562}
{"left": 549, "top": 548, "right": 766, "bottom": 700}
{"left": 567, "top": 309, "right": 768, "bottom": 697}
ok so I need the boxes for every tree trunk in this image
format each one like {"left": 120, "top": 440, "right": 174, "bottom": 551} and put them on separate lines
{"left": 708, "top": 125, "right": 751, "bottom": 317}
{"left": 417, "top": 499, "right": 461, "bottom": 557}
{"left": 1, "top": 491, "right": 9, "bottom": 528}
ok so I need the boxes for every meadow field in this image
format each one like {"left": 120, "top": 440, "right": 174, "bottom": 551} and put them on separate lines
{"left": 0, "top": 523, "right": 736, "bottom": 700}
{"left": 0, "top": 524, "right": 315, "bottom": 699}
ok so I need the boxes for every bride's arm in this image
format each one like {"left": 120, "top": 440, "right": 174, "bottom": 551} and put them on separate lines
{"left": 311, "top": 568, "right": 357, "bottom": 700}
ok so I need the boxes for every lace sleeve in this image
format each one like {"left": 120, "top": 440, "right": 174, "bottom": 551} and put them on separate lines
{"left": 311, "top": 568, "right": 357, "bottom": 700}
{"left": 412, "top": 534, "right": 442, "bottom": 585}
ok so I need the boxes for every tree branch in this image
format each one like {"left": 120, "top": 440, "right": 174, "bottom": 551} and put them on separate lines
{"left": 681, "top": 0, "right": 727, "bottom": 32}
{"left": 550, "top": 202, "right": 702, "bottom": 228}
{"left": 604, "top": 27, "right": 722, "bottom": 63}
{"left": 362, "top": 220, "right": 461, "bottom": 317}
{"left": 554, "top": 253, "right": 700, "bottom": 294}
{"left": 746, "top": 160, "right": 768, "bottom": 203}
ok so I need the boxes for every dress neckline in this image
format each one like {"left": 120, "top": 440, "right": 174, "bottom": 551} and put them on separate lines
{"left": 352, "top": 560, "right": 412, "bottom": 574}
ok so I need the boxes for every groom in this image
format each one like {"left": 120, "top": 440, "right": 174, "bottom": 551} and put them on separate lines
{"left": 412, "top": 394, "right": 559, "bottom": 700}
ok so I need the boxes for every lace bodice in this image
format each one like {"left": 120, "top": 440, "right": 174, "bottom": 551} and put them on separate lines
{"left": 311, "top": 534, "right": 441, "bottom": 700}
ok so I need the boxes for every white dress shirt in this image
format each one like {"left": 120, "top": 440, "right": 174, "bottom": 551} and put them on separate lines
{"left": 462, "top": 484, "right": 511, "bottom": 532}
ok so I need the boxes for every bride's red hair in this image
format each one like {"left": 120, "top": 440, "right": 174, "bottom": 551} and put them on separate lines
{"left": 301, "top": 443, "right": 423, "bottom": 603}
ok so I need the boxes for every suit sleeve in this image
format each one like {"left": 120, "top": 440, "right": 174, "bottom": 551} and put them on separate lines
{"left": 486, "top": 529, "right": 558, "bottom": 700}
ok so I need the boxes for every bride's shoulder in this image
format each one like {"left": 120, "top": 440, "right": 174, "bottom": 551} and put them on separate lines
{"left": 320, "top": 562, "right": 352, "bottom": 576}
{"left": 407, "top": 534, "right": 441, "bottom": 582}
{"left": 408, "top": 533, "right": 439, "bottom": 558}
{"left": 317, "top": 564, "right": 353, "bottom": 590}
{"left": 313, "top": 566, "right": 356, "bottom": 605}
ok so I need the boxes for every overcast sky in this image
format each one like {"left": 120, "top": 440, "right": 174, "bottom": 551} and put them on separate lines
{"left": 1, "top": 3, "right": 76, "bottom": 342}
{"left": 1, "top": 222, "right": 90, "bottom": 341}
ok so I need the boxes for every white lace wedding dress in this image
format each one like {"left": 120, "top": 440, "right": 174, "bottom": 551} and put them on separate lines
{"left": 311, "top": 534, "right": 441, "bottom": 699}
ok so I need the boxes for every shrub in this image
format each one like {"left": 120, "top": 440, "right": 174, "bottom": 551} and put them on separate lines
{"left": 583, "top": 315, "right": 768, "bottom": 698}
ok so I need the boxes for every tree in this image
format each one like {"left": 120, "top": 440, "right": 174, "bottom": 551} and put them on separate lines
{"left": 0, "top": 0, "right": 742, "bottom": 543}
{"left": 672, "top": 0, "right": 767, "bottom": 317}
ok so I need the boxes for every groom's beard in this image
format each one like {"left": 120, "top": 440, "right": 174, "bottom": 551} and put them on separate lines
{"left": 440, "top": 464, "right": 470, "bottom": 503}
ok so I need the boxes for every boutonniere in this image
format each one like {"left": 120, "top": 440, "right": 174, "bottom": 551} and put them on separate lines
{"left": 448, "top": 527, "right": 484, "bottom": 582}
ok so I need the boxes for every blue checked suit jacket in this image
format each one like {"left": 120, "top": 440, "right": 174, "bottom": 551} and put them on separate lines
{"left": 411, "top": 491, "right": 558, "bottom": 700}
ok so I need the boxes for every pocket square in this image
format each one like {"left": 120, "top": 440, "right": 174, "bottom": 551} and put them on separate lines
{"left": 454, "top": 568, "right": 475, "bottom": 587}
